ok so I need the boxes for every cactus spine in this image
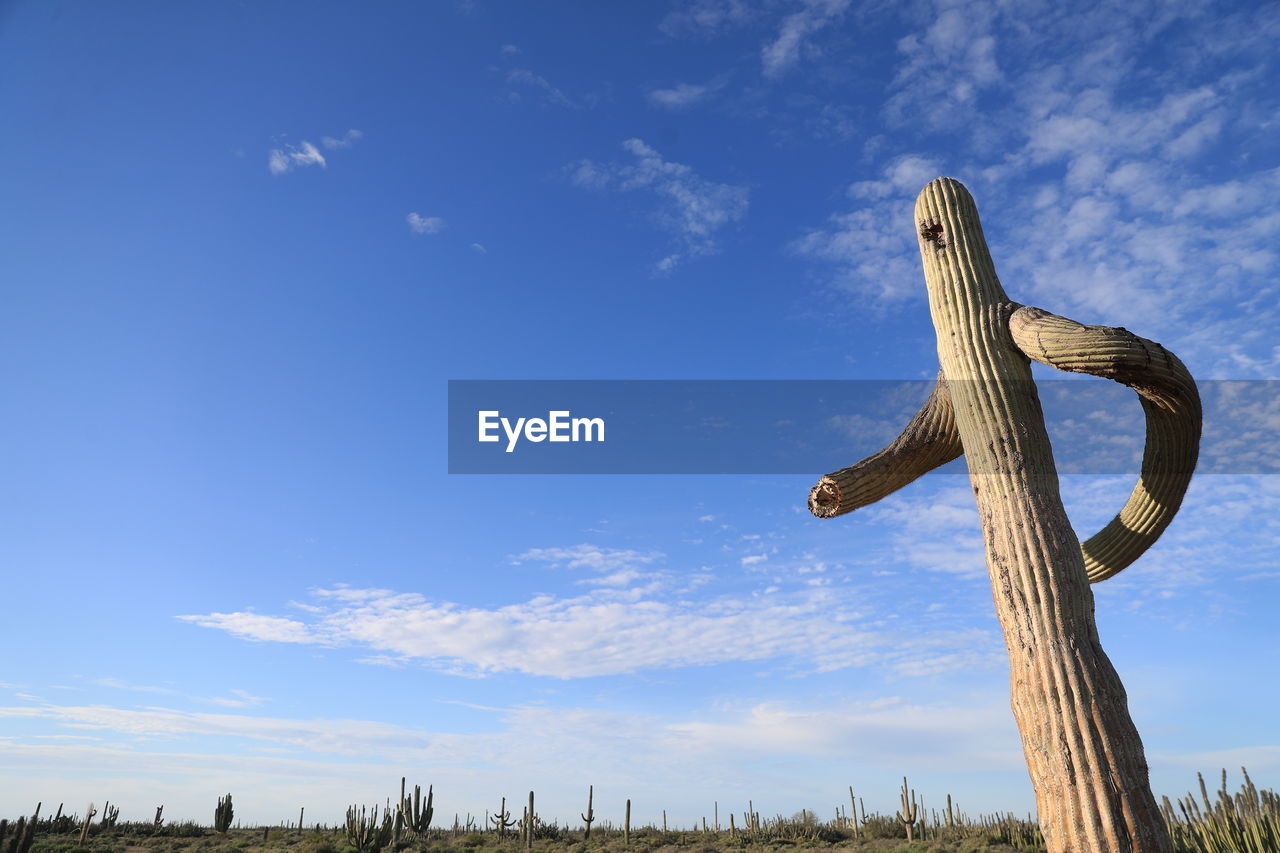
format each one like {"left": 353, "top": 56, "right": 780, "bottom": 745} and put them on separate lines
{"left": 214, "top": 794, "right": 234, "bottom": 835}
{"left": 580, "top": 786, "right": 594, "bottom": 839}
{"left": 809, "top": 177, "right": 1196, "bottom": 853}
{"left": 897, "top": 777, "right": 919, "bottom": 843}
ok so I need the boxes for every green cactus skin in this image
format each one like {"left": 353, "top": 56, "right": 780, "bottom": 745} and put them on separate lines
{"left": 809, "top": 178, "right": 1190, "bottom": 853}
{"left": 897, "top": 778, "right": 919, "bottom": 843}
{"left": 525, "top": 791, "right": 534, "bottom": 852}
{"left": 580, "top": 786, "right": 594, "bottom": 839}
{"left": 490, "top": 797, "right": 516, "bottom": 838}
{"left": 214, "top": 795, "right": 234, "bottom": 836}
{"left": 345, "top": 805, "right": 393, "bottom": 853}
{"left": 396, "top": 778, "right": 433, "bottom": 838}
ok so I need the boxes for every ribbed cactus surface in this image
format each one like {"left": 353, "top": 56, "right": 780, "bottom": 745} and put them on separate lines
{"left": 810, "top": 177, "right": 1201, "bottom": 853}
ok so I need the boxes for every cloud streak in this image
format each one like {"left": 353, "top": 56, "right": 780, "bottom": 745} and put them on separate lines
{"left": 569, "top": 139, "right": 748, "bottom": 273}
{"left": 268, "top": 141, "right": 326, "bottom": 175}
{"left": 178, "top": 577, "right": 1001, "bottom": 680}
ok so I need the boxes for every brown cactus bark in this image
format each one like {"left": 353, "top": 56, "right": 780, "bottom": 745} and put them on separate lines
{"left": 810, "top": 177, "right": 1200, "bottom": 853}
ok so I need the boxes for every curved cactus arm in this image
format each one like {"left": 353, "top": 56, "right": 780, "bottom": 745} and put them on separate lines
{"left": 808, "top": 369, "right": 963, "bottom": 518}
{"left": 1008, "top": 305, "right": 1202, "bottom": 582}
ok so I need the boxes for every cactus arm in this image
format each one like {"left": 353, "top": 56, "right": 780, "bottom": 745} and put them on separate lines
{"left": 808, "top": 369, "right": 962, "bottom": 518}
{"left": 1008, "top": 305, "right": 1201, "bottom": 582}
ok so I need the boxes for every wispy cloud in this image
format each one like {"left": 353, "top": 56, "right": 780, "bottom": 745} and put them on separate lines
{"left": 320, "top": 129, "right": 363, "bottom": 150}
{"left": 505, "top": 68, "right": 580, "bottom": 109}
{"left": 177, "top": 578, "right": 1002, "bottom": 680}
{"left": 659, "top": 0, "right": 756, "bottom": 38}
{"left": 646, "top": 75, "right": 730, "bottom": 110}
{"left": 88, "top": 678, "right": 268, "bottom": 709}
{"left": 511, "top": 544, "right": 662, "bottom": 572}
{"left": 268, "top": 141, "right": 326, "bottom": 176}
{"left": 790, "top": 154, "right": 942, "bottom": 302}
{"left": 884, "top": 0, "right": 1001, "bottom": 127}
{"left": 568, "top": 139, "right": 748, "bottom": 273}
{"left": 406, "top": 213, "right": 447, "bottom": 235}
{"left": 761, "top": 0, "right": 850, "bottom": 78}
{"left": 0, "top": 692, "right": 1032, "bottom": 822}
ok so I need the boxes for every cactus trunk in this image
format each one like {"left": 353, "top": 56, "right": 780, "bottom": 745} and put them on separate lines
{"left": 811, "top": 177, "right": 1200, "bottom": 853}
{"left": 912, "top": 178, "right": 1172, "bottom": 853}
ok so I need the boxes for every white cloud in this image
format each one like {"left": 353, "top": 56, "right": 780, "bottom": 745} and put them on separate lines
{"left": 885, "top": 1, "right": 1001, "bottom": 126}
{"left": 209, "top": 689, "right": 270, "bottom": 709}
{"left": 0, "top": 691, "right": 1038, "bottom": 823}
{"left": 177, "top": 577, "right": 1004, "bottom": 680}
{"left": 659, "top": 0, "right": 755, "bottom": 38}
{"left": 506, "top": 69, "right": 579, "bottom": 109}
{"left": 646, "top": 75, "right": 729, "bottom": 110}
{"left": 512, "top": 544, "right": 662, "bottom": 572}
{"left": 320, "top": 129, "right": 363, "bottom": 150}
{"left": 761, "top": 0, "right": 851, "bottom": 78}
{"left": 866, "top": 486, "right": 987, "bottom": 579}
{"left": 469, "top": 242, "right": 487, "bottom": 253}
{"left": 267, "top": 141, "right": 326, "bottom": 175}
{"left": 175, "top": 611, "right": 321, "bottom": 644}
{"left": 791, "top": 154, "right": 943, "bottom": 302}
{"left": 568, "top": 139, "right": 748, "bottom": 273}
{"left": 406, "top": 213, "right": 446, "bottom": 235}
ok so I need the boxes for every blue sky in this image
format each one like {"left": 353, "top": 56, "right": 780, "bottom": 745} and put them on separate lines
{"left": 2, "top": 0, "right": 1279, "bottom": 829}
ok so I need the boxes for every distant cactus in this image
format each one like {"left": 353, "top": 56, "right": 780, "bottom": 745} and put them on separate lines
{"left": 345, "top": 805, "right": 393, "bottom": 853}
{"left": 396, "top": 778, "right": 433, "bottom": 838}
{"left": 214, "top": 794, "right": 234, "bottom": 835}
{"left": 489, "top": 798, "right": 516, "bottom": 838}
{"left": 4, "top": 804, "right": 40, "bottom": 853}
{"left": 896, "top": 777, "right": 918, "bottom": 843}
{"left": 78, "top": 803, "right": 97, "bottom": 847}
{"left": 580, "top": 786, "right": 594, "bottom": 839}
{"left": 522, "top": 791, "right": 535, "bottom": 852}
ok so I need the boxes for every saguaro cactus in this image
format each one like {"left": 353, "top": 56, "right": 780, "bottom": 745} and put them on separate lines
{"left": 810, "top": 178, "right": 1201, "bottom": 853}
{"left": 214, "top": 794, "right": 234, "bottom": 835}
{"left": 897, "top": 777, "right": 919, "bottom": 843}
{"left": 581, "top": 786, "right": 595, "bottom": 839}
{"left": 397, "top": 777, "right": 433, "bottom": 838}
